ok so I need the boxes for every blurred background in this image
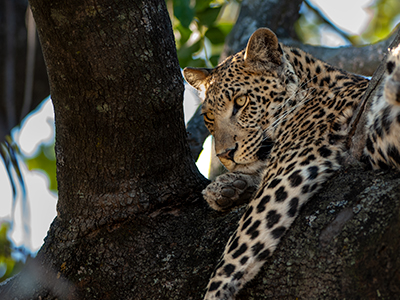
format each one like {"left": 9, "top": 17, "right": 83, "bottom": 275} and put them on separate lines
{"left": 1, "top": 0, "right": 400, "bottom": 282}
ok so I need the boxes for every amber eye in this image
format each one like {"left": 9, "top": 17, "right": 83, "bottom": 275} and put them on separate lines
{"left": 203, "top": 111, "right": 215, "bottom": 121}
{"left": 235, "top": 95, "right": 247, "bottom": 107}
{"left": 232, "top": 95, "right": 248, "bottom": 116}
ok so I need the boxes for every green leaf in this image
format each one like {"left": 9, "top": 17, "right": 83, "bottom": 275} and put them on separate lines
{"left": 205, "top": 26, "right": 226, "bottom": 44}
{"left": 0, "top": 222, "right": 25, "bottom": 283}
{"left": 215, "top": 23, "right": 234, "bottom": 36}
{"left": 24, "top": 143, "right": 57, "bottom": 193}
{"left": 176, "top": 24, "right": 192, "bottom": 46}
{"left": 187, "top": 58, "right": 208, "bottom": 68}
{"left": 197, "top": 6, "right": 222, "bottom": 27}
{"left": 173, "top": 0, "right": 195, "bottom": 28}
{"left": 195, "top": 0, "right": 213, "bottom": 11}
{"left": 210, "top": 0, "right": 231, "bottom": 7}
{"left": 209, "top": 54, "right": 220, "bottom": 67}
{"left": 177, "top": 40, "right": 203, "bottom": 67}
{"left": 0, "top": 223, "right": 12, "bottom": 258}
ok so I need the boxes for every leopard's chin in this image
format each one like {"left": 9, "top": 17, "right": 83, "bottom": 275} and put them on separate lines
{"left": 225, "top": 160, "right": 266, "bottom": 175}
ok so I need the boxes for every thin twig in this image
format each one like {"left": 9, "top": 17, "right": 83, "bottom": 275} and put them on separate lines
{"left": 21, "top": 5, "right": 37, "bottom": 121}
{"left": 4, "top": 0, "right": 17, "bottom": 131}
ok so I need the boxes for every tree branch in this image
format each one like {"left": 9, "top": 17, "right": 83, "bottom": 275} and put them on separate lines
{"left": 4, "top": 0, "right": 17, "bottom": 132}
{"left": 186, "top": 104, "right": 210, "bottom": 161}
{"left": 220, "top": 0, "right": 303, "bottom": 60}
{"left": 303, "top": 0, "right": 354, "bottom": 45}
{"left": 21, "top": 5, "right": 37, "bottom": 120}
{"left": 282, "top": 27, "right": 398, "bottom": 76}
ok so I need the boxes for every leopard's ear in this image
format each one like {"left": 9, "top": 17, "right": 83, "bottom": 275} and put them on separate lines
{"left": 183, "top": 67, "right": 212, "bottom": 90}
{"left": 244, "top": 28, "right": 282, "bottom": 67}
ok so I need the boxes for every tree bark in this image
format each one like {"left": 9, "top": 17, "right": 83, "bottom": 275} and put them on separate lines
{"left": 31, "top": 0, "right": 206, "bottom": 222}
{"left": 1, "top": 0, "right": 208, "bottom": 298}
{"left": 1, "top": 1, "right": 400, "bottom": 300}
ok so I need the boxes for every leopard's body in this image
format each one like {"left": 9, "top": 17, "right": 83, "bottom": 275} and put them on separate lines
{"left": 183, "top": 28, "right": 400, "bottom": 300}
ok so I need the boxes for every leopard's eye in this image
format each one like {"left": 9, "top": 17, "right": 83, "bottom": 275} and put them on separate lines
{"left": 204, "top": 111, "right": 215, "bottom": 121}
{"left": 235, "top": 95, "right": 247, "bottom": 107}
{"left": 232, "top": 95, "right": 248, "bottom": 116}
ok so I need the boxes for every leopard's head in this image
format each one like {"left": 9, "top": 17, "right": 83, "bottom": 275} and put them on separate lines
{"left": 184, "top": 28, "right": 301, "bottom": 174}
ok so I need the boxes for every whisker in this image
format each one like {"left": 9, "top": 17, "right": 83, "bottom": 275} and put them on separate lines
{"left": 262, "top": 86, "right": 316, "bottom": 139}
{"left": 261, "top": 69, "right": 355, "bottom": 141}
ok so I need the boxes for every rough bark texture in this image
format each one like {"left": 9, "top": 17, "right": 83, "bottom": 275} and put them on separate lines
{"left": 1, "top": 0, "right": 209, "bottom": 297}
{"left": 29, "top": 0, "right": 206, "bottom": 229}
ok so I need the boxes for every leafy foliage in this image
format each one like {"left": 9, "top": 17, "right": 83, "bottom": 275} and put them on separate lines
{"left": 23, "top": 142, "right": 57, "bottom": 193}
{"left": 359, "top": 0, "right": 400, "bottom": 43}
{"left": 168, "top": 0, "right": 240, "bottom": 67}
{"left": 0, "top": 223, "right": 25, "bottom": 283}
{"left": 297, "top": 0, "right": 400, "bottom": 46}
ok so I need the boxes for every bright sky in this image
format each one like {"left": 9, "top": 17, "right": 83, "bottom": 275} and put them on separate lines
{"left": 0, "top": 0, "right": 380, "bottom": 256}
{"left": 313, "top": 0, "right": 374, "bottom": 35}
{"left": 0, "top": 99, "right": 57, "bottom": 253}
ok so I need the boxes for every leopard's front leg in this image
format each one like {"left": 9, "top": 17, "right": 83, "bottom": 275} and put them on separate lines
{"left": 203, "top": 149, "right": 341, "bottom": 300}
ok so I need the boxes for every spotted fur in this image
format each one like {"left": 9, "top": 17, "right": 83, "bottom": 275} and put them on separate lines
{"left": 364, "top": 46, "right": 400, "bottom": 169}
{"left": 183, "top": 28, "right": 400, "bottom": 300}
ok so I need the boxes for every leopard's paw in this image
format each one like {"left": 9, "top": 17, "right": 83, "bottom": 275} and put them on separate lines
{"left": 202, "top": 173, "right": 259, "bottom": 211}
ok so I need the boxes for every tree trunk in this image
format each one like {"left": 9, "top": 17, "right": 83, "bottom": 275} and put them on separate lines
{"left": 31, "top": 0, "right": 206, "bottom": 220}
{"left": 1, "top": 0, "right": 208, "bottom": 298}
{"left": 1, "top": 1, "right": 400, "bottom": 300}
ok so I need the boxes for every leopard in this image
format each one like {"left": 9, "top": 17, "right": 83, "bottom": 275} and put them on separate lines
{"left": 183, "top": 28, "right": 400, "bottom": 300}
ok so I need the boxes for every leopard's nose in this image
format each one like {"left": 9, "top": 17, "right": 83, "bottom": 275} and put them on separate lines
{"left": 216, "top": 144, "right": 237, "bottom": 162}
